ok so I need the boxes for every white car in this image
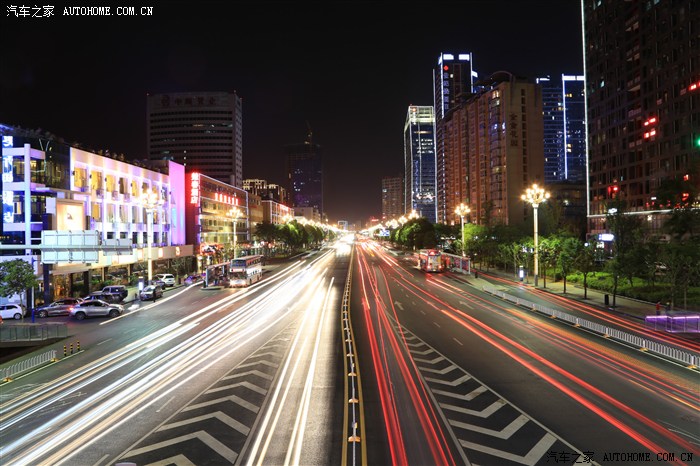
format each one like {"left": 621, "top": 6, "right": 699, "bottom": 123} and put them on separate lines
{"left": 155, "top": 273, "right": 176, "bottom": 287}
{"left": 0, "top": 304, "right": 26, "bottom": 320}
{"left": 70, "top": 300, "right": 124, "bottom": 320}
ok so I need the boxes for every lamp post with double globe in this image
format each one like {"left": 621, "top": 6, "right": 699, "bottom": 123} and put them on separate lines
{"left": 454, "top": 203, "right": 471, "bottom": 258}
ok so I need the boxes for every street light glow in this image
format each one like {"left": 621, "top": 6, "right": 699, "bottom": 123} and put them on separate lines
{"left": 521, "top": 184, "right": 550, "bottom": 286}
{"left": 140, "top": 190, "right": 164, "bottom": 284}
{"left": 454, "top": 203, "right": 471, "bottom": 258}
{"left": 227, "top": 206, "right": 243, "bottom": 259}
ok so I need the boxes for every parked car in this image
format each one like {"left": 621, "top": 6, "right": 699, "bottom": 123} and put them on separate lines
{"left": 0, "top": 303, "right": 26, "bottom": 320}
{"left": 89, "top": 285, "right": 129, "bottom": 303}
{"left": 155, "top": 273, "right": 176, "bottom": 287}
{"left": 36, "top": 298, "right": 84, "bottom": 318}
{"left": 151, "top": 279, "right": 167, "bottom": 290}
{"left": 139, "top": 285, "right": 163, "bottom": 301}
{"left": 70, "top": 300, "right": 124, "bottom": 320}
{"left": 184, "top": 274, "right": 203, "bottom": 285}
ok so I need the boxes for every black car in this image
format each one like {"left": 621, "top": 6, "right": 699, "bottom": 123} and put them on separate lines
{"left": 36, "top": 298, "right": 84, "bottom": 317}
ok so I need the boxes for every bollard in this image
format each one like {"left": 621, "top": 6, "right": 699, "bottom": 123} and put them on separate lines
{"left": 63, "top": 345, "right": 67, "bottom": 357}
{"left": 70, "top": 343, "right": 73, "bottom": 354}
{"left": 77, "top": 341, "right": 80, "bottom": 351}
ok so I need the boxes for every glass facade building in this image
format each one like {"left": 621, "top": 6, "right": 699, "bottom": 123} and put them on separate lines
{"left": 537, "top": 75, "right": 586, "bottom": 184}
{"left": 285, "top": 141, "right": 323, "bottom": 218}
{"left": 404, "top": 106, "right": 437, "bottom": 223}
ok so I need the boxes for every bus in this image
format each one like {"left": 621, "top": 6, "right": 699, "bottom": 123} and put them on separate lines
{"left": 229, "top": 254, "right": 264, "bottom": 287}
{"left": 418, "top": 249, "right": 444, "bottom": 273}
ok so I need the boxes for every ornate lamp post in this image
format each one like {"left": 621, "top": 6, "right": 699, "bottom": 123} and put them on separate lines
{"left": 408, "top": 209, "right": 419, "bottom": 220}
{"left": 227, "top": 206, "right": 243, "bottom": 260}
{"left": 141, "top": 191, "right": 164, "bottom": 284}
{"left": 398, "top": 215, "right": 407, "bottom": 226}
{"left": 521, "top": 184, "right": 550, "bottom": 286}
{"left": 454, "top": 203, "right": 471, "bottom": 257}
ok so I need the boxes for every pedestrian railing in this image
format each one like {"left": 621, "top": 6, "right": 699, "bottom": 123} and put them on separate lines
{"left": 483, "top": 286, "right": 700, "bottom": 368}
{"left": 644, "top": 314, "right": 700, "bottom": 333}
{"left": 1, "top": 349, "right": 57, "bottom": 382}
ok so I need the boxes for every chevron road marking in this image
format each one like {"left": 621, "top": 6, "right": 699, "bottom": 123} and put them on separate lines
{"left": 413, "top": 355, "right": 445, "bottom": 364}
{"left": 424, "top": 373, "right": 471, "bottom": 386}
{"left": 145, "top": 454, "right": 197, "bottom": 465}
{"left": 202, "top": 380, "right": 267, "bottom": 395}
{"left": 433, "top": 385, "right": 488, "bottom": 401}
{"left": 125, "top": 431, "right": 238, "bottom": 463}
{"left": 235, "top": 360, "right": 278, "bottom": 370}
{"left": 216, "top": 370, "right": 273, "bottom": 384}
{"left": 184, "top": 393, "right": 260, "bottom": 414}
{"left": 440, "top": 399, "right": 506, "bottom": 418}
{"left": 459, "top": 432, "right": 558, "bottom": 465}
{"left": 159, "top": 411, "right": 251, "bottom": 436}
{"left": 450, "top": 414, "right": 529, "bottom": 439}
{"left": 420, "top": 364, "right": 458, "bottom": 375}
{"left": 395, "top": 301, "right": 404, "bottom": 310}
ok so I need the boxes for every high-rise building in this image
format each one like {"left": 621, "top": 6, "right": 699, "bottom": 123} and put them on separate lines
{"left": 464, "top": 72, "right": 545, "bottom": 226}
{"left": 381, "top": 175, "right": 404, "bottom": 221}
{"left": 404, "top": 106, "right": 437, "bottom": 223}
{"left": 285, "top": 132, "right": 323, "bottom": 217}
{"left": 146, "top": 91, "right": 243, "bottom": 187}
{"left": 433, "top": 52, "right": 476, "bottom": 223}
{"left": 537, "top": 75, "right": 586, "bottom": 184}
{"left": 582, "top": 0, "right": 700, "bottom": 234}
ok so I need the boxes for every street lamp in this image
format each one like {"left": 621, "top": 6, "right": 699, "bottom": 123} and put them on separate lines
{"left": 398, "top": 215, "right": 407, "bottom": 226}
{"left": 227, "top": 206, "right": 243, "bottom": 259}
{"left": 454, "top": 203, "right": 471, "bottom": 257}
{"left": 521, "top": 183, "right": 550, "bottom": 286}
{"left": 408, "top": 209, "right": 419, "bottom": 220}
{"left": 141, "top": 190, "right": 164, "bottom": 284}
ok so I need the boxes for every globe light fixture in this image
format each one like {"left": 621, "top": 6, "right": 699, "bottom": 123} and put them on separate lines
{"left": 454, "top": 203, "right": 471, "bottom": 258}
{"left": 521, "top": 184, "right": 550, "bottom": 286}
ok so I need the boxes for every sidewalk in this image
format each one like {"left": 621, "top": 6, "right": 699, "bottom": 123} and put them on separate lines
{"left": 466, "top": 268, "right": 665, "bottom": 322}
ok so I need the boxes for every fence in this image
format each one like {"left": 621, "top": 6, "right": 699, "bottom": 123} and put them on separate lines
{"left": 483, "top": 285, "right": 700, "bottom": 368}
{"left": 1, "top": 349, "right": 57, "bottom": 381}
{"left": 0, "top": 322, "right": 68, "bottom": 343}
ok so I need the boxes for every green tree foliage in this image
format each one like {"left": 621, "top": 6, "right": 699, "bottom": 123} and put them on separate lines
{"left": 573, "top": 242, "right": 600, "bottom": 299}
{"left": 605, "top": 200, "right": 644, "bottom": 308}
{"left": 0, "top": 259, "right": 39, "bottom": 314}
{"left": 557, "top": 237, "right": 582, "bottom": 293}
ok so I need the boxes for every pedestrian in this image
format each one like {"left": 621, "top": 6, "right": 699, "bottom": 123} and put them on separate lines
{"left": 655, "top": 301, "right": 661, "bottom": 315}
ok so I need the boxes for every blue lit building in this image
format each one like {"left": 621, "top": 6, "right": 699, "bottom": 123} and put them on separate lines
{"left": 537, "top": 75, "right": 586, "bottom": 184}
{"left": 404, "top": 106, "right": 436, "bottom": 223}
{"left": 285, "top": 133, "right": 323, "bottom": 220}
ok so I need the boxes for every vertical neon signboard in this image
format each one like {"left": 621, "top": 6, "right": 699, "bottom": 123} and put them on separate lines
{"left": 2, "top": 154, "right": 14, "bottom": 223}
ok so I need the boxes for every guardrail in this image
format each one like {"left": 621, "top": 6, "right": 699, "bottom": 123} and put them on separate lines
{"left": 0, "top": 322, "right": 68, "bottom": 343}
{"left": 2, "top": 349, "right": 57, "bottom": 382}
{"left": 483, "top": 286, "right": 700, "bottom": 369}
{"left": 342, "top": 247, "right": 365, "bottom": 466}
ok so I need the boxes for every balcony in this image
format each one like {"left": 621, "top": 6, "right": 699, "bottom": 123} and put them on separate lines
{"left": 112, "top": 191, "right": 121, "bottom": 201}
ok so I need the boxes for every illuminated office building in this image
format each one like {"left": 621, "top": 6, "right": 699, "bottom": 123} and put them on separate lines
{"left": 582, "top": 0, "right": 700, "bottom": 234}
{"left": 147, "top": 91, "right": 243, "bottom": 187}
{"left": 537, "top": 75, "right": 586, "bottom": 184}
{"left": 404, "top": 106, "right": 436, "bottom": 223}
{"left": 433, "top": 52, "right": 477, "bottom": 223}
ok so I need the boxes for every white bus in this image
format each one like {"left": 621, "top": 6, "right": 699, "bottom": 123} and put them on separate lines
{"left": 418, "top": 249, "right": 444, "bottom": 273}
{"left": 229, "top": 255, "right": 264, "bottom": 287}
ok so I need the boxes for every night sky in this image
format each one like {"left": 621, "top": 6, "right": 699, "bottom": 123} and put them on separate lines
{"left": 1, "top": 1, "right": 583, "bottom": 224}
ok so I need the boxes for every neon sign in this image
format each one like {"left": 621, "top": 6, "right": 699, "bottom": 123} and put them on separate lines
{"left": 190, "top": 173, "right": 200, "bottom": 204}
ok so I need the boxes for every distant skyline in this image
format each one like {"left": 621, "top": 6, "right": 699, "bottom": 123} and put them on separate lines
{"left": 1, "top": 1, "right": 584, "bottom": 223}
